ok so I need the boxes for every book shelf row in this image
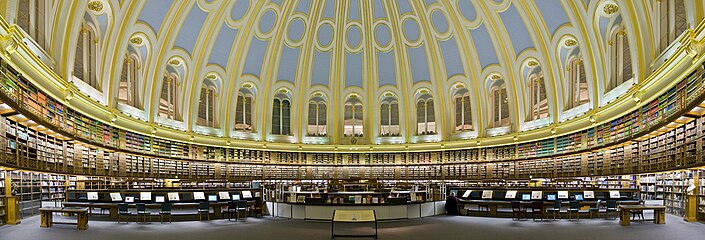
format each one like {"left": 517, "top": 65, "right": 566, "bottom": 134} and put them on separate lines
{"left": 0, "top": 168, "right": 67, "bottom": 224}
{"left": 1, "top": 57, "right": 705, "bottom": 166}
{"left": 3, "top": 109, "right": 705, "bottom": 181}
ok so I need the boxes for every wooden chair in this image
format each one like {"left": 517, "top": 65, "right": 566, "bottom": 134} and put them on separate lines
{"left": 251, "top": 199, "right": 264, "bottom": 217}
{"left": 605, "top": 200, "right": 618, "bottom": 220}
{"left": 567, "top": 201, "right": 580, "bottom": 220}
{"left": 546, "top": 201, "right": 562, "bottom": 220}
{"left": 117, "top": 203, "right": 132, "bottom": 223}
{"left": 630, "top": 201, "right": 645, "bottom": 220}
{"left": 589, "top": 200, "right": 601, "bottom": 218}
{"left": 136, "top": 203, "right": 151, "bottom": 223}
{"left": 236, "top": 200, "right": 249, "bottom": 221}
{"left": 198, "top": 201, "right": 210, "bottom": 221}
{"left": 511, "top": 201, "right": 527, "bottom": 220}
{"left": 530, "top": 201, "right": 544, "bottom": 221}
{"left": 223, "top": 201, "right": 238, "bottom": 221}
{"left": 159, "top": 203, "right": 172, "bottom": 223}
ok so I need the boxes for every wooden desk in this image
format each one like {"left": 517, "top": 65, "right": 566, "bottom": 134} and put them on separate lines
{"left": 63, "top": 202, "right": 230, "bottom": 220}
{"left": 459, "top": 200, "right": 640, "bottom": 216}
{"left": 618, "top": 205, "right": 666, "bottom": 226}
{"left": 39, "top": 207, "right": 89, "bottom": 230}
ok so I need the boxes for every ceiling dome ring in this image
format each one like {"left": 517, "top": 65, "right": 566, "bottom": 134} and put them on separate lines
{"left": 427, "top": 7, "right": 452, "bottom": 39}
{"left": 314, "top": 21, "right": 335, "bottom": 51}
{"left": 255, "top": 7, "right": 280, "bottom": 39}
{"left": 284, "top": 15, "right": 307, "bottom": 47}
{"left": 372, "top": 20, "right": 393, "bottom": 51}
{"left": 400, "top": 15, "right": 424, "bottom": 47}
{"left": 345, "top": 22, "right": 365, "bottom": 52}
{"left": 226, "top": 0, "right": 251, "bottom": 26}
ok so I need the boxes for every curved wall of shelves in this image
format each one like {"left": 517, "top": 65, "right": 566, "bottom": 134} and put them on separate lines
{"left": 1, "top": 17, "right": 705, "bottom": 181}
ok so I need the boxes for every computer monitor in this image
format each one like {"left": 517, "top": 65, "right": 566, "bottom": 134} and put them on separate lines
{"left": 575, "top": 194, "right": 584, "bottom": 201}
{"left": 208, "top": 195, "right": 218, "bottom": 202}
{"left": 125, "top": 196, "right": 135, "bottom": 203}
{"left": 521, "top": 194, "right": 531, "bottom": 201}
{"left": 547, "top": 194, "right": 556, "bottom": 201}
{"left": 450, "top": 189, "right": 459, "bottom": 197}
{"left": 155, "top": 196, "right": 165, "bottom": 203}
{"left": 232, "top": 194, "right": 241, "bottom": 200}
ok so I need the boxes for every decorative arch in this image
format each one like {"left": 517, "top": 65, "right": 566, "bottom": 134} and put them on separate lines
{"left": 306, "top": 92, "right": 328, "bottom": 137}
{"left": 379, "top": 92, "right": 400, "bottom": 137}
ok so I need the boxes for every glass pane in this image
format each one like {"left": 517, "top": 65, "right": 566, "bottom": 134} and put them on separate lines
{"left": 236, "top": 95, "right": 244, "bottom": 124}
{"left": 282, "top": 100, "right": 291, "bottom": 135}
{"left": 308, "top": 102, "right": 317, "bottom": 125}
{"left": 319, "top": 103, "right": 327, "bottom": 125}
{"left": 245, "top": 97, "right": 252, "bottom": 129}
{"left": 391, "top": 103, "right": 399, "bottom": 125}
{"left": 381, "top": 103, "right": 389, "bottom": 125}
{"left": 272, "top": 99, "right": 280, "bottom": 134}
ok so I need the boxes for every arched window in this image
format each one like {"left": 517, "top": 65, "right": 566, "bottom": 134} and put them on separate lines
{"left": 272, "top": 95, "right": 291, "bottom": 135}
{"left": 344, "top": 96, "right": 363, "bottom": 137}
{"left": 566, "top": 57, "right": 589, "bottom": 109}
{"left": 234, "top": 88, "right": 254, "bottom": 132}
{"left": 197, "top": 86, "right": 217, "bottom": 128}
{"left": 16, "top": 0, "right": 47, "bottom": 49}
{"left": 416, "top": 93, "right": 436, "bottom": 135}
{"left": 491, "top": 82, "right": 510, "bottom": 128}
{"left": 454, "top": 89, "right": 472, "bottom": 132}
{"left": 658, "top": 0, "right": 687, "bottom": 53}
{"left": 380, "top": 95, "right": 400, "bottom": 137}
{"left": 606, "top": 24, "right": 632, "bottom": 92}
{"left": 159, "top": 73, "right": 180, "bottom": 120}
{"left": 528, "top": 73, "right": 548, "bottom": 120}
{"left": 74, "top": 18, "right": 100, "bottom": 90}
{"left": 307, "top": 95, "right": 327, "bottom": 136}
{"left": 118, "top": 56, "right": 141, "bottom": 108}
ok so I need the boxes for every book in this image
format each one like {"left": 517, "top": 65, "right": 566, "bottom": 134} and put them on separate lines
{"left": 505, "top": 190, "right": 517, "bottom": 199}
{"left": 609, "top": 190, "right": 621, "bottom": 198}
{"left": 462, "top": 190, "right": 472, "bottom": 198}
{"left": 242, "top": 190, "right": 253, "bottom": 198}
{"left": 87, "top": 192, "right": 98, "bottom": 200}
{"left": 194, "top": 192, "right": 205, "bottom": 200}
{"left": 140, "top": 192, "right": 151, "bottom": 201}
{"left": 482, "top": 190, "right": 493, "bottom": 199}
{"left": 219, "top": 191, "right": 230, "bottom": 200}
{"left": 167, "top": 192, "right": 180, "bottom": 201}
{"left": 109, "top": 192, "right": 122, "bottom": 202}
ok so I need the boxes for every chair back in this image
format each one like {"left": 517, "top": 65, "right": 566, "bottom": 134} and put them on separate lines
{"left": 569, "top": 201, "right": 580, "bottom": 209}
{"left": 199, "top": 201, "right": 210, "bottom": 210}
{"left": 136, "top": 203, "right": 146, "bottom": 211}
{"left": 511, "top": 201, "right": 522, "bottom": 211}
{"left": 553, "top": 200, "right": 562, "bottom": 209}
{"left": 237, "top": 200, "right": 248, "bottom": 208}
{"left": 118, "top": 203, "right": 128, "bottom": 212}
{"left": 606, "top": 200, "right": 617, "bottom": 208}
{"left": 228, "top": 201, "right": 237, "bottom": 209}
{"left": 161, "top": 203, "right": 172, "bottom": 211}
{"left": 531, "top": 201, "right": 543, "bottom": 211}
{"left": 595, "top": 200, "right": 601, "bottom": 208}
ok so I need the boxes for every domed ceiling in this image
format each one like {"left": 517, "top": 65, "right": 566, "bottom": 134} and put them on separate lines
{"left": 15, "top": 0, "right": 696, "bottom": 146}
